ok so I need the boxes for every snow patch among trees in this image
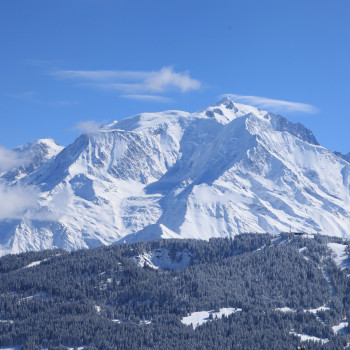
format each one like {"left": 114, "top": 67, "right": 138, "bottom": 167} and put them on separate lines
{"left": 181, "top": 308, "right": 242, "bottom": 329}
{"left": 133, "top": 248, "right": 191, "bottom": 270}
{"left": 327, "top": 242, "right": 350, "bottom": 270}
{"left": 332, "top": 320, "right": 348, "bottom": 334}
{"left": 289, "top": 331, "right": 329, "bottom": 344}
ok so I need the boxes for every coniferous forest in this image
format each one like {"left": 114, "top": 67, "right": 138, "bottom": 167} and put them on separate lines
{"left": 0, "top": 233, "right": 349, "bottom": 349}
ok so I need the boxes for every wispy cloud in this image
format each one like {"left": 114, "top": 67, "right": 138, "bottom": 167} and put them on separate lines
{"left": 0, "top": 146, "right": 30, "bottom": 173}
{"left": 0, "top": 146, "right": 39, "bottom": 225}
{"left": 0, "top": 141, "right": 69, "bottom": 221}
{"left": 74, "top": 120, "right": 102, "bottom": 133}
{"left": 52, "top": 66, "right": 201, "bottom": 102}
{"left": 0, "top": 182, "right": 70, "bottom": 222}
{"left": 0, "top": 183, "right": 40, "bottom": 220}
{"left": 223, "top": 94, "right": 318, "bottom": 114}
{"left": 31, "top": 186, "right": 73, "bottom": 222}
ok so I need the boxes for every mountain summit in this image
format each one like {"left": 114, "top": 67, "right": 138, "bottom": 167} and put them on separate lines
{"left": 1, "top": 98, "right": 350, "bottom": 255}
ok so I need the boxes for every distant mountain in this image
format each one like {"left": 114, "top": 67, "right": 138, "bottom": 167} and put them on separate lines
{"left": 1, "top": 97, "right": 350, "bottom": 255}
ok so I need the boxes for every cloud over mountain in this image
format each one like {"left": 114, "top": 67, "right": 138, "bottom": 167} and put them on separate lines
{"left": 223, "top": 94, "right": 317, "bottom": 114}
{"left": 52, "top": 66, "right": 201, "bottom": 102}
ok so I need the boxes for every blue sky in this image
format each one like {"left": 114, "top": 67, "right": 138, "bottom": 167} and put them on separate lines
{"left": 1, "top": 0, "right": 350, "bottom": 152}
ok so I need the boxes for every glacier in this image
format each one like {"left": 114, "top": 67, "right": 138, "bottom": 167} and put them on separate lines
{"left": 1, "top": 97, "right": 350, "bottom": 255}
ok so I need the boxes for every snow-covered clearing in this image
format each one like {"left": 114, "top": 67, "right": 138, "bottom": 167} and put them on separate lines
{"left": 328, "top": 243, "right": 350, "bottom": 270}
{"left": 307, "top": 304, "right": 331, "bottom": 314}
{"left": 275, "top": 304, "right": 330, "bottom": 326}
{"left": 332, "top": 320, "right": 348, "bottom": 334}
{"left": 23, "top": 258, "right": 49, "bottom": 269}
{"left": 275, "top": 307, "right": 295, "bottom": 313}
{"left": 21, "top": 254, "right": 62, "bottom": 269}
{"left": 275, "top": 304, "right": 329, "bottom": 314}
{"left": 133, "top": 248, "right": 191, "bottom": 270}
{"left": 289, "top": 331, "right": 329, "bottom": 344}
{"left": 181, "top": 307, "right": 242, "bottom": 329}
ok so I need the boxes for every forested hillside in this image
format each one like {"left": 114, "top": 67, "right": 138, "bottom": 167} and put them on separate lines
{"left": 0, "top": 233, "right": 349, "bottom": 349}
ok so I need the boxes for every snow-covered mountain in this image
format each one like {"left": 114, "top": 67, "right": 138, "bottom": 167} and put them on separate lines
{"left": 1, "top": 138, "right": 63, "bottom": 183}
{"left": 1, "top": 97, "right": 350, "bottom": 255}
{"left": 334, "top": 151, "right": 350, "bottom": 163}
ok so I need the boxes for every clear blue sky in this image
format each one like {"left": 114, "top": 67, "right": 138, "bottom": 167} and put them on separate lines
{"left": 1, "top": 0, "right": 349, "bottom": 152}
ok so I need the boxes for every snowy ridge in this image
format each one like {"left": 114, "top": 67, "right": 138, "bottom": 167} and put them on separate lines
{"left": 1, "top": 97, "right": 350, "bottom": 255}
{"left": 334, "top": 151, "right": 350, "bottom": 164}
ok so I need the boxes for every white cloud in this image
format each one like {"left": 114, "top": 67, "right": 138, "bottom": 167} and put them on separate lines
{"left": 223, "top": 94, "right": 318, "bottom": 114}
{"left": 0, "top": 146, "right": 30, "bottom": 172}
{"left": 52, "top": 66, "right": 201, "bottom": 99}
{"left": 74, "top": 120, "right": 101, "bottom": 133}
{"left": 144, "top": 67, "right": 201, "bottom": 93}
{"left": 0, "top": 183, "right": 39, "bottom": 220}
{"left": 121, "top": 94, "right": 173, "bottom": 103}
{"left": 32, "top": 186, "right": 73, "bottom": 222}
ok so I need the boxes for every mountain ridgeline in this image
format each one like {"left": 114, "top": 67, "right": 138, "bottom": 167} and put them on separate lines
{"left": 1, "top": 97, "right": 350, "bottom": 255}
{"left": 0, "top": 233, "right": 349, "bottom": 349}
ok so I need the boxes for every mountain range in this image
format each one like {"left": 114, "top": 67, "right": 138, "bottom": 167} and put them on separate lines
{"left": 1, "top": 97, "right": 350, "bottom": 256}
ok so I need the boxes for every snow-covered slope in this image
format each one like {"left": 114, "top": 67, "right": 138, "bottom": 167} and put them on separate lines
{"left": 1, "top": 97, "right": 350, "bottom": 255}
{"left": 334, "top": 151, "right": 350, "bottom": 164}
{"left": 1, "top": 138, "right": 63, "bottom": 183}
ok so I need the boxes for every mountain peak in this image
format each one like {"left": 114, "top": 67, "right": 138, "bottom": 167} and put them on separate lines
{"left": 201, "top": 97, "right": 319, "bottom": 146}
{"left": 0, "top": 100, "right": 348, "bottom": 256}
{"left": 197, "top": 96, "right": 269, "bottom": 125}
{"left": 1, "top": 138, "right": 63, "bottom": 184}
{"left": 214, "top": 96, "right": 236, "bottom": 109}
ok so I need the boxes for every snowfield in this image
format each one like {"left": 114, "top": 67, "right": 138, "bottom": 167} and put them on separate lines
{"left": 327, "top": 242, "right": 350, "bottom": 269}
{"left": 274, "top": 307, "right": 295, "bottom": 313}
{"left": 1, "top": 97, "right": 350, "bottom": 255}
{"left": 275, "top": 304, "right": 331, "bottom": 316}
{"left": 181, "top": 308, "right": 242, "bottom": 329}
{"left": 332, "top": 320, "right": 348, "bottom": 334}
{"left": 289, "top": 331, "right": 329, "bottom": 344}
